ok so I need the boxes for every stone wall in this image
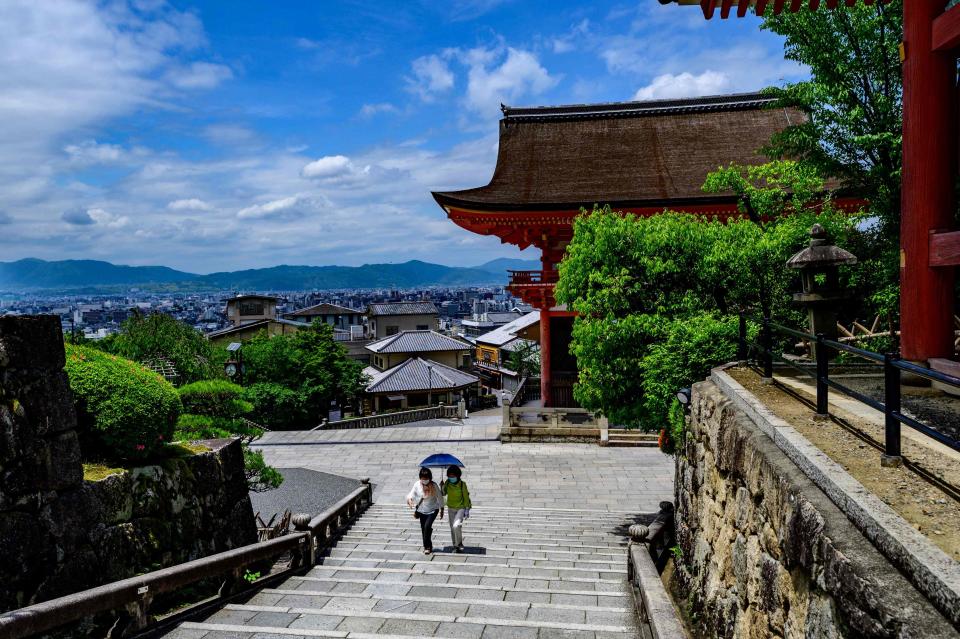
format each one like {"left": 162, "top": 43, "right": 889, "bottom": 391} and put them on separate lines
{"left": 0, "top": 316, "right": 257, "bottom": 613}
{"left": 674, "top": 379, "right": 957, "bottom": 638}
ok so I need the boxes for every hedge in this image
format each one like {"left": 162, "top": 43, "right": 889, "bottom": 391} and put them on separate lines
{"left": 178, "top": 380, "right": 252, "bottom": 418}
{"left": 64, "top": 344, "right": 181, "bottom": 461}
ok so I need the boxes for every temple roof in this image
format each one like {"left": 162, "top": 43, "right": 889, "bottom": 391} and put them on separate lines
{"left": 433, "top": 92, "right": 799, "bottom": 212}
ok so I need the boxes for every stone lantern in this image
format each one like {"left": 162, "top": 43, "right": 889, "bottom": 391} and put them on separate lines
{"left": 786, "top": 224, "right": 857, "bottom": 358}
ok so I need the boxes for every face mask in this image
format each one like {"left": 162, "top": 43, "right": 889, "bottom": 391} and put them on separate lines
{"left": 421, "top": 479, "right": 430, "bottom": 486}
{"left": 447, "top": 477, "right": 459, "bottom": 484}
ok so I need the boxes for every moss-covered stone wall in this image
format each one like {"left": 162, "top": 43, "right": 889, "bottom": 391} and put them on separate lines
{"left": 0, "top": 316, "right": 256, "bottom": 613}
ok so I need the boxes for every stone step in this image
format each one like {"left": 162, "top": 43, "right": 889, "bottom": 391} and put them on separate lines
{"left": 319, "top": 558, "right": 627, "bottom": 578}
{"left": 256, "top": 587, "right": 632, "bottom": 611}
{"left": 284, "top": 574, "right": 627, "bottom": 597}
{"left": 346, "top": 522, "right": 628, "bottom": 538}
{"left": 603, "top": 440, "right": 659, "bottom": 448}
{"left": 363, "top": 511, "right": 635, "bottom": 524}
{"left": 340, "top": 531, "right": 627, "bottom": 550}
{"left": 325, "top": 547, "right": 625, "bottom": 567}
{"left": 335, "top": 536, "right": 627, "bottom": 556}
{"left": 308, "top": 564, "right": 626, "bottom": 585}
{"left": 199, "top": 602, "right": 638, "bottom": 635}
{"left": 367, "top": 502, "right": 637, "bottom": 519}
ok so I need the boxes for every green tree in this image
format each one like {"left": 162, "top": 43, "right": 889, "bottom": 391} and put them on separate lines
{"left": 242, "top": 320, "right": 366, "bottom": 428}
{"left": 761, "top": 0, "right": 902, "bottom": 238}
{"left": 556, "top": 163, "right": 857, "bottom": 429}
{"left": 507, "top": 340, "right": 540, "bottom": 378}
{"left": 108, "top": 311, "right": 223, "bottom": 384}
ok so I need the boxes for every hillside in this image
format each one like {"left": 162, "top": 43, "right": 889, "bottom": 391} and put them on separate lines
{"left": 0, "top": 257, "right": 523, "bottom": 292}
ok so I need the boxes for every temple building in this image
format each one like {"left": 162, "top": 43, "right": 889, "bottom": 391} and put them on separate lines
{"left": 433, "top": 92, "right": 863, "bottom": 407}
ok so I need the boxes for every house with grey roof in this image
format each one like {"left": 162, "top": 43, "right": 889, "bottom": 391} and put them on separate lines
{"left": 365, "top": 330, "right": 473, "bottom": 372}
{"left": 363, "top": 357, "right": 479, "bottom": 412}
{"left": 283, "top": 302, "right": 364, "bottom": 334}
{"left": 474, "top": 311, "right": 540, "bottom": 393}
{"left": 366, "top": 301, "right": 438, "bottom": 339}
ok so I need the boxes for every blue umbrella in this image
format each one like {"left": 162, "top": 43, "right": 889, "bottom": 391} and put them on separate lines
{"left": 419, "top": 453, "right": 465, "bottom": 468}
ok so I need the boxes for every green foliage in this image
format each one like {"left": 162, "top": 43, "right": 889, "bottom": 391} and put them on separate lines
{"left": 108, "top": 312, "right": 223, "bottom": 385}
{"left": 243, "top": 570, "right": 261, "bottom": 584}
{"left": 64, "top": 344, "right": 181, "bottom": 461}
{"left": 242, "top": 383, "right": 302, "bottom": 430}
{"left": 760, "top": 1, "right": 902, "bottom": 239}
{"left": 507, "top": 341, "right": 540, "bottom": 378}
{"left": 242, "top": 320, "right": 366, "bottom": 428}
{"left": 666, "top": 400, "right": 686, "bottom": 456}
{"left": 557, "top": 161, "right": 860, "bottom": 429}
{"left": 173, "top": 414, "right": 262, "bottom": 441}
{"left": 640, "top": 314, "right": 742, "bottom": 431}
{"left": 178, "top": 380, "right": 253, "bottom": 419}
{"left": 243, "top": 447, "right": 284, "bottom": 492}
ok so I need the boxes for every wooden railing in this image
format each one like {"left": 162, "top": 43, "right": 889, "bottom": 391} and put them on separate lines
{"left": 313, "top": 403, "right": 462, "bottom": 431}
{"left": 0, "top": 482, "right": 373, "bottom": 639}
{"left": 507, "top": 270, "right": 560, "bottom": 285}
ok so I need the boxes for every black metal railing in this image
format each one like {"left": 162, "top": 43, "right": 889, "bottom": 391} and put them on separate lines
{"left": 739, "top": 312, "right": 960, "bottom": 462}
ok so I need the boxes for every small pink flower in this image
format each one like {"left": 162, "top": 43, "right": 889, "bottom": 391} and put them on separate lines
{"left": 135, "top": 444, "right": 146, "bottom": 451}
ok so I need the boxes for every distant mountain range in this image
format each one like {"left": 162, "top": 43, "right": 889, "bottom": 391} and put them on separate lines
{"left": 0, "top": 257, "right": 540, "bottom": 293}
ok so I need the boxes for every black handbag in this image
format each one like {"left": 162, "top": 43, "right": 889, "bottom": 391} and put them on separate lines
{"left": 413, "top": 497, "right": 423, "bottom": 519}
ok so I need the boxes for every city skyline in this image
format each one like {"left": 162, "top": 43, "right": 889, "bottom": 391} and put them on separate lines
{"left": 0, "top": 1, "right": 806, "bottom": 272}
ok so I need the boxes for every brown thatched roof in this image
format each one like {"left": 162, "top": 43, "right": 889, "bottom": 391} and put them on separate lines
{"left": 433, "top": 92, "right": 801, "bottom": 211}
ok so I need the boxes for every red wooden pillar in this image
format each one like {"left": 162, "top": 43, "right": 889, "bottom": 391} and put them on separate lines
{"left": 540, "top": 309, "right": 552, "bottom": 407}
{"left": 901, "top": 0, "right": 956, "bottom": 362}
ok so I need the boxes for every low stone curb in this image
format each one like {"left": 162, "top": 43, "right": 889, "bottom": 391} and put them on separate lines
{"left": 711, "top": 365, "right": 960, "bottom": 628}
{"left": 628, "top": 544, "right": 688, "bottom": 638}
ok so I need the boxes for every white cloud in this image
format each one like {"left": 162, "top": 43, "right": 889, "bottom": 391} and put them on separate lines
{"left": 301, "top": 155, "right": 355, "bottom": 179}
{"left": 166, "top": 61, "right": 233, "bottom": 89}
{"left": 633, "top": 70, "right": 731, "bottom": 101}
{"left": 460, "top": 46, "right": 558, "bottom": 114}
{"left": 61, "top": 206, "right": 127, "bottom": 228}
{"left": 406, "top": 54, "right": 455, "bottom": 101}
{"left": 168, "top": 198, "right": 213, "bottom": 211}
{"left": 552, "top": 19, "right": 590, "bottom": 54}
{"left": 64, "top": 140, "right": 124, "bottom": 164}
{"left": 87, "top": 207, "right": 129, "bottom": 228}
{"left": 236, "top": 195, "right": 331, "bottom": 220}
{"left": 360, "top": 102, "right": 398, "bottom": 117}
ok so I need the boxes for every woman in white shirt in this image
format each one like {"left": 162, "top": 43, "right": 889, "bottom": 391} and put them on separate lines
{"left": 406, "top": 467, "right": 444, "bottom": 554}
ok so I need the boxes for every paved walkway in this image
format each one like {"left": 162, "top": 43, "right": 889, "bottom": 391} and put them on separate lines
{"left": 254, "top": 414, "right": 674, "bottom": 512}
{"left": 164, "top": 417, "right": 675, "bottom": 638}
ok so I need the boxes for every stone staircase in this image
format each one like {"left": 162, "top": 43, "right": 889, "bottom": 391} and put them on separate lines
{"left": 172, "top": 503, "right": 643, "bottom": 638}
{"left": 604, "top": 430, "right": 659, "bottom": 448}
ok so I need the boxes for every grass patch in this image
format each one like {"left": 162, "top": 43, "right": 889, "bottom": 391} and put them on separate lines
{"left": 83, "top": 463, "right": 127, "bottom": 481}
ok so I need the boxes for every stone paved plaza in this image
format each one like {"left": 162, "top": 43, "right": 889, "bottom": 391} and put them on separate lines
{"left": 253, "top": 414, "right": 675, "bottom": 512}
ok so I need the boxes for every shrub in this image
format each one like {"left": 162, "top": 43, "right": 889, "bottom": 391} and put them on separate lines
{"left": 178, "top": 380, "right": 252, "bottom": 419}
{"left": 173, "top": 414, "right": 263, "bottom": 441}
{"left": 242, "top": 383, "right": 302, "bottom": 430}
{"left": 64, "top": 344, "right": 181, "bottom": 461}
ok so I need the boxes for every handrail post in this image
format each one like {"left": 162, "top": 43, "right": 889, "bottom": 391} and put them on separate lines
{"left": 882, "top": 353, "right": 903, "bottom": 467}
{"left": 815, "top": 333, "right": 829, "bottom": 418}
{"left": 737, "top": 312, "right": 747, "bottom": 361}
{"left": 761, "top": 315, "right": 773, "bottom": 381}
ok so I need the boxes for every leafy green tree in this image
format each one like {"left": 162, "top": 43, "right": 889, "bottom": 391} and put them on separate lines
{"left": 242, "top": 320, "right": 366, "bottom": 428}
{"left": 507, "top": 340, "right": 540, "bottom": 378}
{"left": 108, "top": 311, "right": 223, "bottom": 384}
{"left": 556, "top": 162, "right": 857, "bottom": 429}
{"left": 761, "top": 0, "right": 902, "bottom": 239}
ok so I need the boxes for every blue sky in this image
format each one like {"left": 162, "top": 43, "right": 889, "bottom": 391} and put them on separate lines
{"left": 0, "top": 0, "right": 805, "bottom": 273}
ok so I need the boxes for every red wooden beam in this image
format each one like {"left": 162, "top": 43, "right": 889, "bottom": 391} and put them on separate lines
{"left": 929, "top": 230, "right": 960, "bottom": 267}
{"left": 932, "top": 5, "right": 960, "bottom": 52}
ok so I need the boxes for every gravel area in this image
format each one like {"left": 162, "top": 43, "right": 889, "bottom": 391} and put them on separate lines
{"left": 249, "top": 467, "right": 363, "bottom": 523}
